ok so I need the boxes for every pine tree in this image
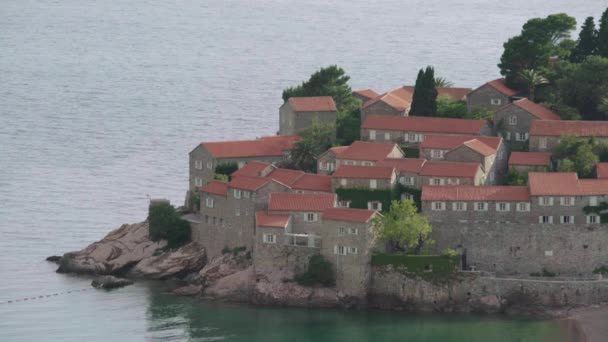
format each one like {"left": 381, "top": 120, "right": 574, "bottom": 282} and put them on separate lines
{"left": 599, "top": 8, "right": 608, "bottom": 57}
{"left": 410, "top": 66, "right": 438, "bottom": 116}
{"left": 571, "top": 17, "right": 598, "bottom": 62}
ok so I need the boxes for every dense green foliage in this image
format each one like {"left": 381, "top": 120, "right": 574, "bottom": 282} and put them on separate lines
{"left": 507, "top": 167, "right": 548, "bottom": 186}
{"left": 410, "top": 66, "right": 438, "bottom": 116}
{"left": 295, "top": 254, "right": 335, "bottom": 287}
{"left": 593, "top": 265, "right": 608, "bottom": 275}
{"left": 215, "top": 162, "right": 238, "bottom": 178}
{"left": 148, "top": 202, "right": 191, "bottom": 249}
{"left": 289, "top": 122, "right": 335, "bottom": 172}
{"left": 372, "top": 253, "right": 460, "bottom": 280}
{"left": 189, "top": 191, "right": 200, "bottom": 211}
{"left": 556, "top": 56, "right": 608, "bottom": 120}
{"left": 436, "top": 96, "right": 467, "bottom": 118}
{"left": 400, "top": 146, "right": 420, "bottom": 158}
{"left": 518, "top": 69, "right": 548, "bottom": 101}
{"left": 598, "top": 8, "right": 608, "bottom": 57}
{"left": 335, "top": 106, "right": 361, "bottom": 145}
{"left": 583, "top": 201, "right": 608, "bottom": 224}
{"left": 553, "top": 135, "right": 608, "bottom": 178}
{"left": 373, "top": 200, "right": 433, "bottom": 254}
{"left": 214, "top": 174, "right": 229, "bottom": 182}
{"left": 570, "top": 17, "right": 599, "bottom": 63}
{"left": 529, "top": 268, "right": 557, "bottom": 277}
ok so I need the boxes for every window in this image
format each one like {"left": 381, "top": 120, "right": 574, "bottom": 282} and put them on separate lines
{"left": 516, "top": 202, "right": 530, "bottom": 212}
{"left": 205, "top": 197, "right": 214, "bottom": 208}
{"left": 234, "top": 189, "right": 242, "bottom": 199}
{"left": 368, "top": 201, "right": 382, "bottom": 211}
{"left": 505, "top": 131, "right": 511, "bottom": 141}
{"left": 370, "top": 179, "right": 377, "bottom": 189}
{"left": 408, "top": 133, "right": 417, "bottom": 142}
{"left": 539, "top": 197, "right": 553, "bottom": 206}
{"left": 369, "top": 130, "right": 376, "bottom": 140}
{"left": 328, "top": 162, "right": 335, "bottom": 171}
{"left": 404, "top": 177, "right": 414, "bottom": 185}
{"left": 348, "top": 247, "right": 358, "bottom": 255}
{"left": 338, "top": 227, "right": 346, "bottom": 235}
{"left": 589, "top": 196, "right": 598, "bottom": 206}
{"left": 319, "top": 161, "right": 327, "bottom": 171}
{"left": 362, "top": 161, "right": 373, "bottom": 166}
{"left": 243, "top": 191, "right": 251, "bottom": 199}
{"left": 560, "top": 197, "right": 574, "bottom": 206}
{"left": 195, "top": 177, "right": 203, "bottom": 187}
{"left": 402, "top": 193, "right": 414, "bottom": 201}
{"left": 213, "top": 216, "right": 217, "bottom": 225}
{"left": 237, "top": 161, "right": 245, "bottom": 168}
{"left": 384, "top": 132, "right": 390, "bottom": 140}
{"left": 431, "top": 178, "right": 444, "bottom": 185}
{"left": 340, "top": 178, "right": 347, "bottom": 186}
{"left": 204, "top": 215, "right": 209, "bottom": 224}
{"left": 496, "top": 203, "right": 510, "bottom": 212}
{"left": 516, "top": 132, "right": 527, "bottom": 141}
{"left": 489, "top": 173, "right": 495, "bottom": 182}
{"left": 219, "top": 218, "right": 224, "bottom": 226}
{"left": 474, "top": 202, "right": 488, "bottom": 211}
{"left": 338, "top": 200, "right": 351, "bottom": 208}
{"left": 587, "top": 215, "right": 600, "bottom": 224}
{"left": 195, "top": 160, "right": 203, "bottom": 169}
{"left": 539, "top": 216, "right": 553, "bottom": 224}
{"left": 235, "top": 208, "right": 240, "bottom": 216}
{"left": 348, "top": 228, "right": 358, "bottom": 235}
{"left": 453, "top": 202, "right": 467, "bottom": 211}
{"left": 509, "top": 115, "right": 517, "bottom": 125}
{"left": 539, "top": 137, "right": 547, "bottom": 149}
{"left": 560, "top": 216, "right": 575, "bottom": 224}
{"left": 432, "top": 202, "right": 446, "bottom": 211}
{"left": 304, "top": 213, "right": 318, "bottom": 222}
{"left": 335, "top": 245, "right": 347, "bottom": 255}
{"left": 263, "top": 234, "right": 276, "bottom": 244}
{"left": 206, "top": 161, "right": 213, "bottom": 169}
{"left": 447, "top": 178, "right": 460, "bottom": 185}
{"left": 491, "top": 98, "right": 502, "bottom": 106}
{"left": 431, "top": 149, "right": 444, "bottom": 159}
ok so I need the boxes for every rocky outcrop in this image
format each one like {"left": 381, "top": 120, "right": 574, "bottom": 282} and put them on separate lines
{"left": 57, "top": 222, "right": 165, "bottom": 275}
{"left": 91, "top": 275, "right": 133, "bottom": 289}
{"left": 199, "top": 251, "right": 254, "bottom": 301}
{"left": 252, "top": 270, "right": 339, "bottom": 307}
{"left": 130, "top": 242, "right": 207, "bottom": 280}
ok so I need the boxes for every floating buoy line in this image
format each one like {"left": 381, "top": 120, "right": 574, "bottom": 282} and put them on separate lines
{"left": 0, "top": 287, "right": 93, "bottom": 305}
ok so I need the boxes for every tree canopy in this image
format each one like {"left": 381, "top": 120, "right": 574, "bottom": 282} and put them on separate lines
{"left": 288, "top": 121, "right": 334, "bottom": 173}
{"left": 556, "top": 56, "right": 608, "bottom": 120}
{"left": 570, "top": 17, "right": 598, "bottom": 63}
{"left": 410, "top": 66, "right": 438, "bottom": 116}
{"left": 373, "top": 200, "right": 433, "bottom": 254}
{"left": 598, "top": 8, "right": 608, "bottom": 57}
{"left": 553, "top": 135, "right": 608, "bottom": 178}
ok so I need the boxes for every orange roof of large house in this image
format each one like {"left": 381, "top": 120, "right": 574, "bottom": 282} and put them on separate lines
{"left": 362, "top": 87, "right": 412, "bottom": 111}
{"left": 509, "top": 99, "right": 561, "bottom": 120}
{"left": 376, "top": 158, "right": 427, "bottom": 173}
{"left": 508, "top": 152, "right": 552, "bottom": 166}
{"left": 338, "top": 141, "right": 400, "bottom": 161}
{"left": 597, "top": 163, "right": 608, "bottom": 179}
{"left": 422, "top": 186, "right": 530, "bottom": 201}
{"left": 578, "top": 179, "right": 608, "bottom": 195}
{"left": 402, "top": 86, "right": 471, "bottom": 101}
{"left": 353, "top": 89, "right": 379, "bottom": 99}
{"left": 323, "top": 208, "right": 377, "bottom": 223}
{"left": 231, "top": 161, "right": 273, "bottom": 178}
{"left": 333, "top": 165, "right": 395, "bottom": 179}
{"left": 530, "top": 120, "right": 608, "bottom": 137}
{"left": 227, "top": 176, "right": 271, "bottom": 191}
{"left": 291, "top": 174, "right": 332, "bottom": 192}
{"left": 420, "top": 161, "right": 481, "bottom": 178}
{"left": 485, "top": 78, "right": 518, "bottom": 96}
{"left": 201, "top": 181, "right": 229, "bottom": 196}
{"left": 461, "top": 139, "right": 497, "bottom": 156}
{"left": 268, "top": 193, "right": 336, "bottom": 212}
{"left": 266, "top": 168, "right": 304, "bottom": 186}
{"left": 255, "top": 211, "right": 291, "bottom": 228}
{"left": 362, "top": 115, "right": 486, "bottom": 135}
{"left": 528, "top": 172, "right": 579, "bottom": 196}
{"left": 287, "top": 96, "right": 337, "bottom": 112}
{"left": 201, "top": 135, "right": 300, "bottom": 159}
{"left": 420, "top": 135, "right": 501, "bottom": 156}
{"left": 329, "top": 146, "right": 349, "bottom": 156}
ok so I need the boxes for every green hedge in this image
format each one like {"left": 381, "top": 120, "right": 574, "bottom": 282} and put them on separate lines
{"left": 372, "top": 253, "right": 460, "bottom": 277}
{"left": 336, "top": 185, "right": 421, "bottom": 212}
{"left": 215, "top": 162, "right": 239, "bottom": 178}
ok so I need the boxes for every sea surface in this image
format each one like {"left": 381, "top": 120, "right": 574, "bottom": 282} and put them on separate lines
{"left": 1, "top": 0, "right": 604, "bottom": 340}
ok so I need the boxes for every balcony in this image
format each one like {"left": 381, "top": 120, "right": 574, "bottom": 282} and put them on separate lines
{"left": 284, "top": 233, "right": 321, "bottom": 248}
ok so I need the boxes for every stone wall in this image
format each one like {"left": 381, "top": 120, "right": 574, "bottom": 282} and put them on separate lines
{"left": 466, "top": 84, "right": 510, "bottom": 112}
{"left": 253, "top": 239, "right": 318, "bottom": 275}
{"left": 361, "top": 101, "right": 404, "bottom": 122}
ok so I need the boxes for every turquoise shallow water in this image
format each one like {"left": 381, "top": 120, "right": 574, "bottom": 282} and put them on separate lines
{"left": 1, "top": 0, "right": 604, "bottom": 340}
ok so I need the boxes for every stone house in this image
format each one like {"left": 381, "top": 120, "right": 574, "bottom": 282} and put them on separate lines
{"left": 317, "top": 141, "right": 404, "bottom": 173}
{"left": 232, "top": 161, "right": 333, "bottom": 193}
{"left": 352, "top": 89, "right": 379, "bottom": 104}
{"left": 493, "top": 98, "right": 560, "bottom": 143}
{"left": 375, "top": 158, "right": 427, "bottom": 189}
{"left": 529, "top": 120, "right": 608, "bottom": 152}
{"left": 466, "top": 78, "right": 518, "bottom": 112}
{"left": 420, "top": 161, "right": 485, "bottom": 186}
{"left": 332, "top": 165, "right": 397, "bottom": 191}
{"left": 279, "top": 96, "right": 337, "bottom": 136}
{"left": 189, "top": 135, "right": 300, "bottom": 190}
{"left": 361, "top": 115, "right": 491, "bottom": 147}
{"left": 266, "top": 193, "right": 337, "bottom": 238}
{"left": 508, "top": 152, "right": 552, "bottom": 173}
{"left": 316, "top": 146, "right": 348, "bottom": 175}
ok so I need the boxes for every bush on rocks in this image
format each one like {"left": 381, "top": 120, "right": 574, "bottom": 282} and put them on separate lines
{"left": 295, "top": 255, "right": 335, "bottom": 287}
{"left": 148, "top": 202, "right": 191, "bottom": 249}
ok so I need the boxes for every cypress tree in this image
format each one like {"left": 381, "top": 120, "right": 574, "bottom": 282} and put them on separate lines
{"left": 570, "top": 17, "right": 598, "bottom": 63}
{"left": 410, "top": 66, "right": 438, "bottom": 116}
{"left": 425, "top": 67, "right": 438, "bottom": 116}
{"left": 598, "top": 7, "right": 608, "bottom": 57}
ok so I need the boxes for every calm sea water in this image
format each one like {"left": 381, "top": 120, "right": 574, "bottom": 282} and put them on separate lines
{"left": 1, "top": 0, "right": 604, "bottom": 340}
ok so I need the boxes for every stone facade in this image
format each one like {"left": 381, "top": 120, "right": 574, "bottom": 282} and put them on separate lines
{"left": 494, "top": 104, "right": 536, "bottom": 143}
{"left": 466, "top": 83, "right": 512, "bottom": 112}
{"left": 360, "top": 101, "right": 405, "bottom": 123}
{"left": 279, "top": 103, "right": 337, "bottom": 136}
{"left": 332, "top": 174, "right": 396, "bottom": 191}
{"left": 443, "top": 144, "right": 508, "bottom": 185}
{"left": 361, "top": 127, "right": 492, "bottom": 148}
{"left": 420, "top": 167, "right": 485, "bottom": 187}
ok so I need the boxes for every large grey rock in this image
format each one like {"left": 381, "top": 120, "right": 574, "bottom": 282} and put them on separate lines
{"left": 91, "top": 275, "right": 133, "bottom": 289}
{"left": 130, "top": 242, "right": 207, "bottom": 280}
{"left": 252, "top": 270, "right": 339, "bottom": 307}
{"left": 57, "top": 222, "right": 166, "bottom": 275}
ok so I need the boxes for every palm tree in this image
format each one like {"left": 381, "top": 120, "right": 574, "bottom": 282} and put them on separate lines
{"left": 434, "top": 77, "right": 453, "bottom": 88}
{"left": 518, "top": 69, "right": 548, "bottom": 101}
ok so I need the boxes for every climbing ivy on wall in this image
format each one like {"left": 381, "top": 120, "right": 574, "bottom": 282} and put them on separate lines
{"left": 335, "top": 184, "right": 422, "bottom": 213}
{"left": 583, "top": 201, "right": 608, "bottom": 223}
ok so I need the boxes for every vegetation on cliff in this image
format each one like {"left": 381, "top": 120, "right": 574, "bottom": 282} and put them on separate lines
{"left": 373, "top": 200, "right": 433, "bottom": 254}
{"left": 295, "top": 254, "right": 335, "bottom": 287}
{"left": 148, "top": 202, "right": 191, "bottom": 249}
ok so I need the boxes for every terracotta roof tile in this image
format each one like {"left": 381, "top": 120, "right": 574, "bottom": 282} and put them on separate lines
{"left": 361, "top": 87, "right": 412, "bottom": 110}
{"left": 287, "top": 96, "right": 337, "bottom": 112}
{"left": 291, "top": 174, "right": 332, "bottom": 192}
{"left": 255, "top": 211, "right": 291, "bottom": 229}
{"left": 402, "top": 86, "right": 471, "bottom": 101}
{"left": 420, "top": 161, "right": 481, "bottom": 178}
{"left": 338, "top": 141, "right": 401, "bottom": 161}
{"left": 200, "top": 181, "right": 229, "bottom": 196}
{"left": 530, "top": 120, "right": 608, "bottom": 137}
{"left": 420, "top": 135, "right": 501, "bottom": 152}
{"left": 268, "top": 193, "right": 336, "bottom": 212}
{"left": 486, "top": 78, "right": 518, "bottom": 96}
{"left": 231, "top": 161, "right": 273, "bottom": 178}
{"left": 362, "top": 115, "right": 486, "bottom": 135}
{"left": 528, "top": 172, "right": 579, "bottom": 196}
{"left": 597, "top": 163, "right": 608, "bottom": 179}
{"left": 422, "top": 186, "right": 530, "bottom": 201}
{"left": 323, "top": 208, "right": 377, "bottom": 223}
{"left": 375, "top": 158, "right": 427, "bottom": 173}
{"left": 266, "top": 168, "right": 304, "bottom": 186}
{"left": 512, "top": 99, "right": 561, "bottom": 120}
{"left": 228, "top": 176, "right": 270, "bottom": 191}
{"left": 462, "top": 139, "right": 496, "bottom": 156}
{"left": 202, "top": 135, "right": 300, "bottom": 159}
{"left": 330, "top": 146, "right": 349, "bottom": 157}
{"left": 333, "top": 165, "right": 395, "bottom": 179}
{"left": 578, "top": 179, "right": 608, "bottom": 195}
{"left": 508, "top": 152, "right": 552, "bottom": 166}
{"left": 353, "top": 89, "right": 379, "bottom": 99}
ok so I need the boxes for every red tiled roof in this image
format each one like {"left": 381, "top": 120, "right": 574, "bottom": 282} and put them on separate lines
{"left": 420, "top": 134, "right": 501, "bottom": 152}
{"left": 228, "top": 176, "right": 270, "bottom": 191}
{"left": 231, "top": 161, "right": 273, "bottom": 178}
{"left": 202, "top": 135, "right": 300, "bottom": 159}
{"left": 508, "top": 152, "right": 552, "bottom": 166}
{"left": 486, "top": 78, "right": 518, "bottom": 96}
{"left": 362, "top": 115, "right": 486, "bottom": 135}
{"left": 362, "top": 87, "right": 412, "bottom": 110}
{"left": 512, "top": 99, "right": 561, "bottom": 120}
{"left": 338, "top": 141, "right": 400, "bottom": 161}
{"left": 330, "top": 146, "right": 349, "bottom": 157}
{"left": 578, "top": 179, "right": 608, "bottom": 195}
{"left": 462, "top": 139, "right": 496, "bottom": 156}
{"left": 266, "top": 168, "right": 304, "bottom": 186}
{"left": 353, "top": 89, "right": 379, "bottom": 99}
{"left": 287, "top": 96, "right": 337, "bottom": 112}
{"left": 597, "top": 163, "right": 608, "bottom": 179}
{"left": 420, "top": 161, "right": 481, "bottom": 178}
{"left": 402, "top": 86, "right": 471, "bottom": 101}
{"left": 530, "top": 120, "right": 608, "bottom": 137}
{"left": 333, "top": 165, "right": 395, "bottom": 179}
{"left": 291, "top": 174, "right": 332, "bottom": 192}
{"left": 528, "top": 172, "right": 579, "bottom": 196}
{"left": 376, "top": 158, "right": 427, "bottom": 174}
{"left": 323, "top": 208, "right": 377, "bottom": 223}
{"left": 255, "top": 211, "right": 291, "bottom": 228}
{"left": 201, "top": 181, "right": 229, "bottom": 196}
{"left": 422, "top": 186, "right": 530, "bottom": 201}
{"left": 268, "top": 193, "right": 336, "bottom": 212}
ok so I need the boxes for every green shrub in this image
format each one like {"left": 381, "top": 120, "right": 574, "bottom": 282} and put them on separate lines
{"left": 148, "top": 202, "right": 191, "bottom": 249}
{"left": 214, "top": 174, "right": 229, "bottom": 182}
{"left": 400, "top": 146, "right": 420, "bottom": 158}
{"left": 189, "top": 191, "right": 200, "bottom": 211}
{"left": 441, "top": 248, "right": 460, "bottom": 258}
{"left": 372, "top": 253, "right": 460, "bottom": 277}
{"left": 593, "top": 265, "right": 608, "bottom": 275}
{"left": 221, "top": 246, "right": 232, "bottom": 255}
{"left": 215, "top": 162, "right": 238, "bottom": 177}
{"left": 295, "top": 255, "right": 335, "bottom": 287}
